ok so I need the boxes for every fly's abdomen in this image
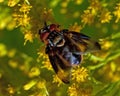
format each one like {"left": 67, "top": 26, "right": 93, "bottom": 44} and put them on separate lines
{"left": 62, "top": 45, "right": 82, "bottom": 66}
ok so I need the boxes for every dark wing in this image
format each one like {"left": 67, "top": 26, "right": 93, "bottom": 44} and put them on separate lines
{"left": 63, "top": 30, "right": 101, "bottom": 53}
{"left": 45, "top": 45, "right": 72, "bottom": 84}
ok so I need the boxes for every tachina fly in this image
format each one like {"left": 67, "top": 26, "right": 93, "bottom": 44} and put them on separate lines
{"left": 39, "top": 22, "right": 101, "bottom": 84}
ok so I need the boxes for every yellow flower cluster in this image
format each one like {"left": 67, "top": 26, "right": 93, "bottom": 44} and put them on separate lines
{"left": 52, "top": 75, "right": 63, "bottom": 86}
{"left": 89, "top": 0, "right": 101, "bottom": 13}
{"left": 81, "top": 9, "right": 94, "bottom": 25}
{"left": 99, "top": 10, "right": 112, "bottom": 23}
{"left": 12, "top": 3, "right": 32, "bottom": 27}
{"left": 81, "top": 0, "right": 101, "bottom": 25}
{"left": 72, "top": 66, "right": 88, "bottom": 83}
{"left": 81, "top": 0, "right": 120, "bottom": 25}
{"left": 37, "top": 50, "right": 52, "bottom": 71}
{"left": 68, "top": 83, "right": 92, "bottom": 96}
{"left": 23, "top": 80, "right": 48, "bottom": 95}
{"left": 113, "top": 3, "right": 120, "bottom": 23}
{"left": 68, "top": 83, "right": 79, "bottom": 96}
{"left": 8, "top": 0, "right": 33, "bottom": 44}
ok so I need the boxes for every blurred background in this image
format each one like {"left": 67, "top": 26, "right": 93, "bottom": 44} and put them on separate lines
{"left": 0, "top": 0, "right": 120, "bottom": 96}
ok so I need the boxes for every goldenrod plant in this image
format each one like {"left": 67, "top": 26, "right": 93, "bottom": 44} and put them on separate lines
{"left": 0, "top": 0, "right": 120, "bottom": 96}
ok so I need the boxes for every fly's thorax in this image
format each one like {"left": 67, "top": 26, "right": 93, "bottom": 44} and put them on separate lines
{"left": 48, "top": 31, "right": 65, "bottom": 47}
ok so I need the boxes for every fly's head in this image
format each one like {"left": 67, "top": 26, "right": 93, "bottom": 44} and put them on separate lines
{"left": 39, "top": 22, "right": 60, "bottom": 44}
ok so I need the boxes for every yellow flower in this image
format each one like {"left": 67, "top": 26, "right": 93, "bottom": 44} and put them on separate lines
{"left": 0, "top": 0, "right": 4, "bottom": 3}
{"left": 7, "top": 49, "right": 16, "bottom": 58}
{"left": 36, "top": 80, "right": 49, "bottom": 96}
{"left": 68, "top": 83, "right": 92, "bottom": 96}
{"left": 88, "top": 0, "right": 101, "bottom": 13}
{"left": 37, "top": 50, "right": 53, "bottom": 71}
{"left": 75, "top": 0, "right": 83, "bottom": 5}
{"left": 13, "top": 13, "right": 31, "bottom": 27}
{"left": 113, "top": 3, "right": 120, "bottom": 23}
{"left": 24, "top": 31, "right": 34, "bottom": 45}
{"left": 12, "top": 2, "right": 32, "bottom": 27}
{"left": 19, "top": 3, "right": 32, "bottom": 14}
{"left": 68, "top": 83, "right": 78, "bottom": 96}
{"left": 0, "top": 43, "right": 7, "bottom": 57}
{"left": 41, "top": 60, "right": 52, "bottom": 71}
{"left": 37, "top": 80, "right": 46, "bottom": 89}
{"left": 69, "top": 22, "right": 83, "bottom": 32}
{"left": 28, "top": 67, "right": 40, "bottom": 78}
{"left": 101, "top": 40, "right": 113, "bottom": 50}
{"left": 22, "top": 14, "right": 31, "bottom": 26}
{"left": 19, "top": 14, "right": 30, "bottom": 27}
{"left": 8, "top": 0, "right": 20, "bottom": 7}
{"left": 8, "top": 59, "right": 18, "bottom": 68}
{"left": 23, "top": 80, "right": 37, "bottom": 90}
{"left": 81, "top": 9, "right": 94, "bottom": 25}
{"left": 52, "top": 75, "right": 63, "bottom": 86}
{"left": 61, "top": 1, "right": 68, "bottom": 8}
{"left": 99, "top": 10, "right": 112, "bottom": 23}
{"left": 72, "top": 66, "right": 88, "bottom": 83}
{"left": 7, "top": 85, "right": 15, "bottom": 95}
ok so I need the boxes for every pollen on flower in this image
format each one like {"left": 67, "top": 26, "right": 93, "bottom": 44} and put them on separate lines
{"left": 72, "top": 66, "right": 88, "bottom": 83}
{"left": 113, "top": 3, "right": 120, "bottom": 23}
{"left": 99, "top": 10, "right": 112, "bottom": 23}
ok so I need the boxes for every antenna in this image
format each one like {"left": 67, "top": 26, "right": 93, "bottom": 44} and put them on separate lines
{"left": 44, "top": 21, "right": 47, "bottom": 27}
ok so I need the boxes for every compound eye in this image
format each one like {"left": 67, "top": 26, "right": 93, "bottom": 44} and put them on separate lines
{"left": 40, "top": 28, "right": 47, "bottom": 34}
